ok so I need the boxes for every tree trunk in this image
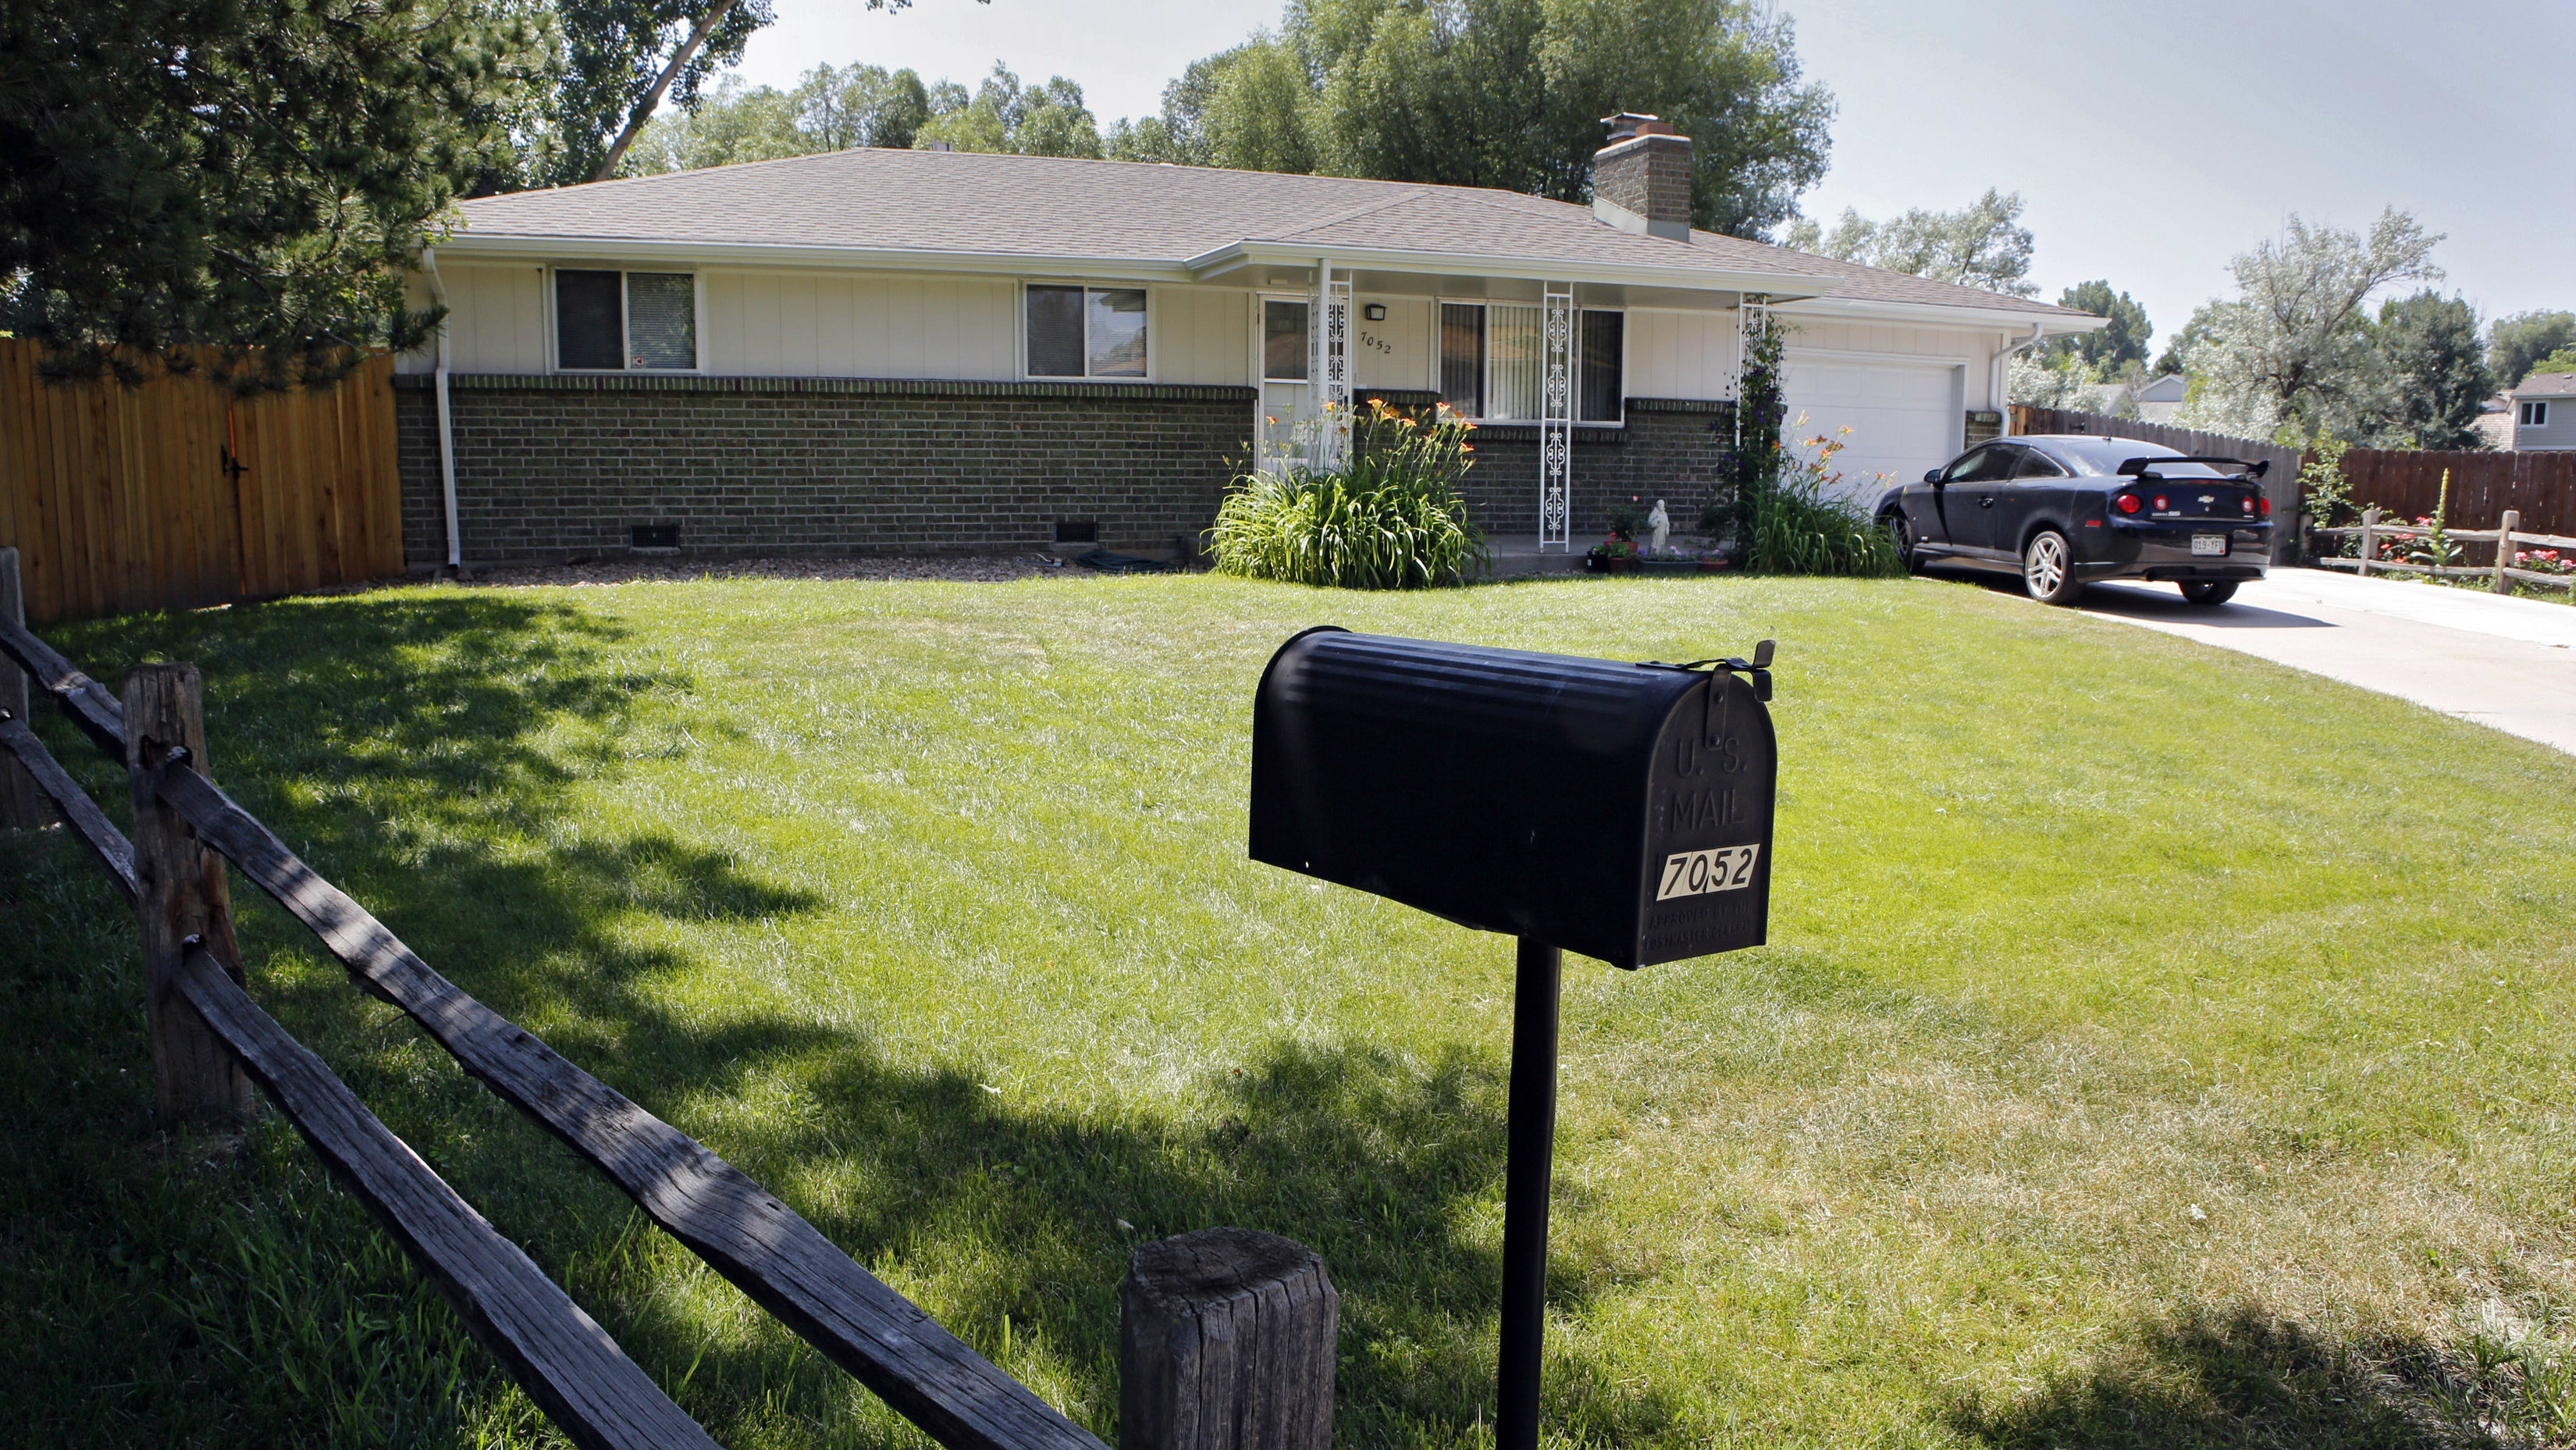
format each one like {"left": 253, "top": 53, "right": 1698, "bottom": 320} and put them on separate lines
{"left": 592, "top": 0, "right": 744, "bottom": 182}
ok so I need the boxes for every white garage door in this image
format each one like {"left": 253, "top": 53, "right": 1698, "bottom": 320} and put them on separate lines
{"left": 1777, "top": 354, "right": 1964, "bottom": 503}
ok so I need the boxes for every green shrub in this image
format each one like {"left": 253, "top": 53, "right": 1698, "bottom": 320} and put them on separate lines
{"left": 1207, "top": 401, "right": 1488, "bottom": 588}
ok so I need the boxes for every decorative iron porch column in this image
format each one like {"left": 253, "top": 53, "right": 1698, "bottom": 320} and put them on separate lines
{"left": 1539, "top": 282, "right": 1574, "bottom": 550}
{"left": 1308, "top": 261, "right": 1353, "bottom": 470}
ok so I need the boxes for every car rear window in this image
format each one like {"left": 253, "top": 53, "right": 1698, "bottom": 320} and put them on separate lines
{"left": 2044, "top": 438, "right": 2230, "bottom": 478}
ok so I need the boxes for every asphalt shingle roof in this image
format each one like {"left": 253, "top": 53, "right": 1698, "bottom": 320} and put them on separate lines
{"left": 2514, "top": 371, "right": 2576, "bottom": 397}
{"left": 454, "top": 148, "right": 2087, "bottom": 319}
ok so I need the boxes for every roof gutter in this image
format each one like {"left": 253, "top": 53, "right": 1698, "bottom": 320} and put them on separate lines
{"left": 1185, "top": 239, "right": 1841, "bottom": 297}
{"left": 436, "top": 233, "right": 1201, "bottom": 284}
{"left": 1771, "top": 294, "right": 2108, "bottom": 333}
{"left": 422, "top": 246, "right": 462, "bottom": 572}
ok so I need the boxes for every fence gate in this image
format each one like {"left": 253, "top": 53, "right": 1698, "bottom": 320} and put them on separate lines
{"left": 0, "top": 341, "right": 402, "bottom": 623}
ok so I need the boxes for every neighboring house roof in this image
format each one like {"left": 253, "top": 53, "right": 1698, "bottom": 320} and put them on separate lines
{"left": 2512, "top": 371, "right": 2576, "bottom": 398}
{"left": 446, "top": 148, "right": 2095, "bottom": 325}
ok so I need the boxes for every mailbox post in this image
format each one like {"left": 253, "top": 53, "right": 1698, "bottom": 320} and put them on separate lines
{"left": 1250, "top": 628, "right": 1777, "bottom": 1450}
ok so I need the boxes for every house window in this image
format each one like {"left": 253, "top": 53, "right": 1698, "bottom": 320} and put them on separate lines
{"left": 1264, "top": 299, "right": 1308, "bottom": 382}
{"left": 1578, "top": 311, "right": 1624, "bottom": 422}
{"left": 2523, "top": 401, "right": 2550, "bottom": 427}
{"left": 1440, "top": 304, "right": 1485, "bottom": 417}
{"left": 1027, "top": 285, "right": 1148, "bottom": 379}
{"left": 1437, "top": 302, "right": 1624, "bottom": 423}
{"left": 555, "top": 269, "right": 696, "bottom": 371}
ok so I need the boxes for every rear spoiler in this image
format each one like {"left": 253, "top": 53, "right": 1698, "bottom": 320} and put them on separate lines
{"left": 2118, "top": 456, "right": 2271, "bottom": 480}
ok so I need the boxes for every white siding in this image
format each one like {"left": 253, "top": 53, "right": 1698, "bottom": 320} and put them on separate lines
{"left": 1153, "top": 286, "right": 1249, "bottom": 386}
{"left": 1355, "top": 296, "right": 1433, "bottom": 391}
{"left": 400, "top": 263, "right": 550, "bottom": 374}
{"left": 1625, "top": 308, "right": 1738, "bottom": 401}
{"left": 703, "top": 270, "right": 1017, "bottom": 379}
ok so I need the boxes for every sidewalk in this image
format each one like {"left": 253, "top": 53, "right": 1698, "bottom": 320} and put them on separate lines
{"left": 2074, "top": 568, "right": 2576, "bottom": 755}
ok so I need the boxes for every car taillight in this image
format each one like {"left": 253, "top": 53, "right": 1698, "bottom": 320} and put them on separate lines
{"left": 2242, "top": 496, "right": 2256, "bottom": 515}
{"left": 2115, "top": 493, "right": 2143, "bottom": 515}
{"left": 2154, "top": 495, "right": 2170, "bottom": 511}
{"left": 2258, "top": 495, "right": 2272, "bottom": 518}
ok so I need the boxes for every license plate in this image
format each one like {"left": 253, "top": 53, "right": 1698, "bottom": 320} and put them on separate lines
{"left": 2191, "top": 533, "right": 2228, "bottom": 556}
{"left": 1656, "top": 844, "right": 1761, "bottom": 901}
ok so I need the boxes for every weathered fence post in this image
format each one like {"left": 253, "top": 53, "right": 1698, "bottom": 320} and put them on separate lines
{"left": 0, "top": 547, "right": 52, "bottom": 828}
{"left": 1121, "top": 1227, "right": 1336, "bottom": 1450}
{"left": 2358, "top": 508, "right": 2379, "bottom": 578}
{"left": 123, "top": 663, "right": 255, "bottom": 1125}
{"left": 2494, "top": 509, "right": 2521, "bottom": 595}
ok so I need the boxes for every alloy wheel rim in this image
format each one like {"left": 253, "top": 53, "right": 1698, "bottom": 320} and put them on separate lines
{"left": 2027, "top": 536, "right": 2064, "bottom": 594}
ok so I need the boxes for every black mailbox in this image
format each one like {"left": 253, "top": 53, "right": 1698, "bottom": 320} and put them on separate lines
{"left": 1250, "top": 627, "right": 1775, "bottom": 968}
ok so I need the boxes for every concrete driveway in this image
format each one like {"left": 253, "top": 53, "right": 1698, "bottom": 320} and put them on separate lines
{"left": 2070, "top": 568, "right": 2576, "bottom": 755}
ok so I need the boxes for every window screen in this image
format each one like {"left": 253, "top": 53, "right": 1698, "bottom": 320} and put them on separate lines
{"left": 556, "top": 270, "right": 624, "bottom": 371}
{"left": 1485, "top": 305, "right": 1543, "bottom": 421}
{"left": 1578, "top": 310, "right": 1623, "bottom": 422}
{"left": 1026, "top": 286, "right": 1085, "bottom": 376}
{"left": 625, "top": 273, "right": 696, "bottom": 369}
{"left": 1087, "top": 289, "right": 1147, "bottom": 377}
{"left": 1439, "top": 304, "right": 1484, "bottom": 417}
{"left": 1264, "top": 300, "right": 1309, "bottom": 381}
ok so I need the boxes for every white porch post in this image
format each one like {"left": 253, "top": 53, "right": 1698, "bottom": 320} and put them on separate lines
{"left": 1308, "top": 260, "right": 1352, "bottom": 470}
{"left": 1540, "top": 282, "right": 1573, "bottom": 550}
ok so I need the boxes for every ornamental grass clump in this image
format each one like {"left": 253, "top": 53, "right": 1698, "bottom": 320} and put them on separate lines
{"left": 1208, "top": 399, "right": 1489, "bottom": 588}
{"left": 1746, "top": 425, "right": 1904, "bottom": 577}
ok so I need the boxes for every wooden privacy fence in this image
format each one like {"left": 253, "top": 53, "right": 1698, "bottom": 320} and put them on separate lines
{"left": 0, "top": 343, "right": 404, "bottom": 624}
{"left": 0, "top": 542, "right": 1334, "bottom": 1450}
{"left": 2327, "top": 450, "right": 2576, "bottom": 539}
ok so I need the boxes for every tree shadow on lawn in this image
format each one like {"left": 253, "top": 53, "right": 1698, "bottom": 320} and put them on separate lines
{"left": 20, "top": 588, "right": 1695, "bottom": 1448}
{"left": 1946, "top": 1304, "right": 2533, "bottom": 1450}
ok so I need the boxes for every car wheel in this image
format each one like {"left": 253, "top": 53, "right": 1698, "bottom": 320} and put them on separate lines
{"left": 1882, "top": 512, "right": 1922, "bottom": 573}
{"left": 2022, "top": 529, "right": 2082, "bottom": 605}
{"left": 2179, "top": 580, "right": 2238, "bottom": 606}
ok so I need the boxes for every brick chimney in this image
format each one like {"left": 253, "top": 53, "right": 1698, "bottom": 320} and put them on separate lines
{"left": 1591, "top": 113, "right": 1692, "bottom": 242}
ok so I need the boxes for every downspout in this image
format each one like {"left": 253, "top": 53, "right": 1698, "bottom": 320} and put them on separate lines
{"left": 422, "top": 247, "right": 462, "bottom": 573}
{"left": 1995, "top": 322, "right": 2046, "bottom": 436}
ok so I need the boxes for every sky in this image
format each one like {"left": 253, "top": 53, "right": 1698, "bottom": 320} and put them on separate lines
{"left": 729, "top": 0, "right": 2575, "bottom": 348}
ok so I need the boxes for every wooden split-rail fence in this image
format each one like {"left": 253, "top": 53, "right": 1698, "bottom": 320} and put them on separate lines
{"left": 0, "top": 545, "right": 1336, "bottom": 1450}
{"left": 2309, "top": 508, "right": 2576, "bottom": 596}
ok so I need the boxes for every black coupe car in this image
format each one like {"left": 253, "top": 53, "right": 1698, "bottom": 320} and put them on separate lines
{"left": 1873, "top": 435, "right": 2274, "bottom": 605}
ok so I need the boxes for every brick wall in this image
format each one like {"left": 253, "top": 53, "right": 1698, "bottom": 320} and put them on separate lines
{"left": 395, "top": 374, "right": 1256, "bottom": 566}
{"left": 397, "top": 376, "right": 1738, "bottom": 565}
{"left": 1359, "top": 390, "right": 1736, "bottom": 540}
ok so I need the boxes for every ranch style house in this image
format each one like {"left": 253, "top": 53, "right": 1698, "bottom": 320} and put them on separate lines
{"left": 399, "top": 116, "right": 2102, "bottom": 567}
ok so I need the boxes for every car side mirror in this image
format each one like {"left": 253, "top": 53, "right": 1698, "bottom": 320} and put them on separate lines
{"left": 1923, "top": 468, "right": 1944, "bottom": 485}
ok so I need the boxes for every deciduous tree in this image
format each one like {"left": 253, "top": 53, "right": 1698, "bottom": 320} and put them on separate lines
{"left": 1781, "top": 190, "right": 2037, "bottom": 297}
{"left": 1114, "top": 0, "right": 1832, "bottom": 240}
{"left": 2372, "top": 290, "right": 2492, "bottom": 450}
{"left": 2488, "top": 309, "right": 2576, "bottom": 387}
{"left": 2172, "top": 209, "right": 2443, "bottom": 444}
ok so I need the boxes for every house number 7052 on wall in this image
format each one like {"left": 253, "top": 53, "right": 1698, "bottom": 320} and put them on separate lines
{"left": 1656, "top": 844, "right": 1761, "bottom": 900}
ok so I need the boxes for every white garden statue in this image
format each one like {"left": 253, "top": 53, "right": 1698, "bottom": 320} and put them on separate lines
{"left": 1645, "top": 498, "right": 1670, "bottom": 554}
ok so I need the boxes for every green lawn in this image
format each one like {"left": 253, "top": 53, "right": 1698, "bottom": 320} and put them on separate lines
{"left": 5, "top": 571, "right": 2575, "bottom": 1449}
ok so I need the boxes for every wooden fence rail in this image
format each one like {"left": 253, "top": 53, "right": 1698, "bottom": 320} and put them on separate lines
{"left": 2310, "top": 508, "right": 2576, "bottom": 593}
{"left": 0, "top": 544, "right": 1336, "bottom": 1449}
{"left": 0, "top": 341, "right": 404, "bottom": 624}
